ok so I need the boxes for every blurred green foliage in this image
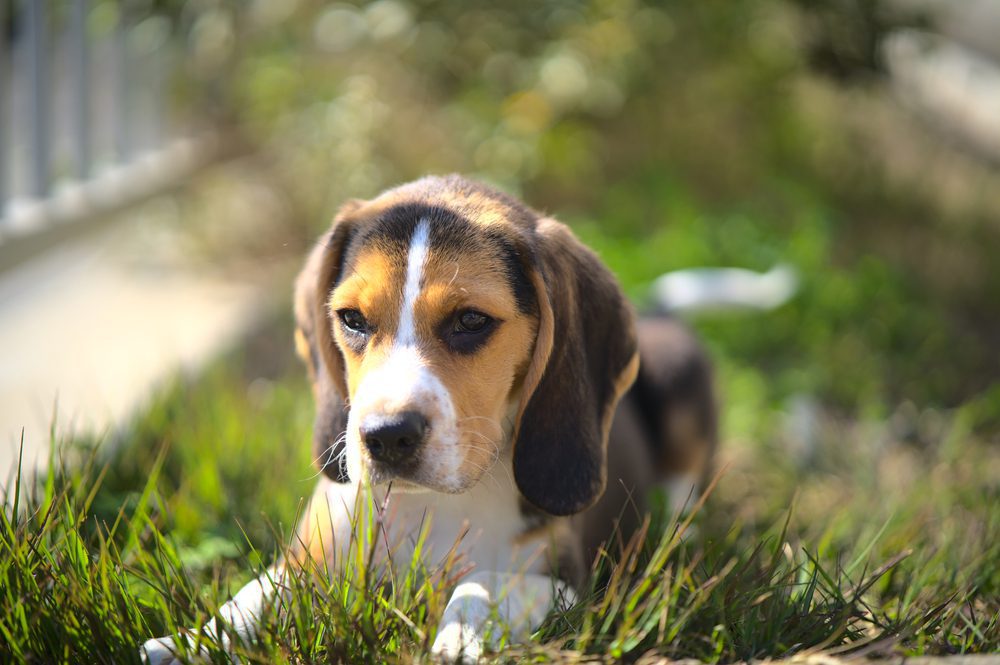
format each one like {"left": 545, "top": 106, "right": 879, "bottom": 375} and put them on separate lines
{"left": 5, "top": 2, "right": 999, "bottom": 660}
{"left": 167, "top": 0, "right": 1000, "bottom": 420}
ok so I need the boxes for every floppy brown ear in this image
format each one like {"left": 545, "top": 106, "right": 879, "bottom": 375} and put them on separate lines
{"left": 512, "top": 218, "right": 640, "bottom": 516}
{"left": 293, "top": 200, "right": 364, "bottom": 482}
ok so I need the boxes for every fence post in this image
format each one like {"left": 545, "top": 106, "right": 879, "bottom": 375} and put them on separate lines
{"left": 114, "top": 0, "right": 129, "bottom": 161}
{"left": 0, "top": 0, "right": 9, "bottom": 214}
{"left": 25, "top": 0, "right": 50, "bottom": 198}
{"left": 71, "top": 0, "right": 91, "bottom": 180}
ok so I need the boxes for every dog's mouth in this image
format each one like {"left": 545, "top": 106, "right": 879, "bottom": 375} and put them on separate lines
{"left": 361, "top": 457, "right": 468, "bottom": 494}
{"left": 358, "top": 437, "right": 501, "bottom": 495}
{"left": 361, "top": 457, "right": 427, "bottom": 492}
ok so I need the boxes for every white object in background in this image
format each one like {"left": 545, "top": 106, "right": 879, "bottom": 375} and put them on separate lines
{"left": 651, "top": 264, "right": 798, "bottom": 313}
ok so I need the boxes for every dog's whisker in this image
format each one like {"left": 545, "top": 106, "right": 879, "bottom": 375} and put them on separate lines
{"left": 456, "top": 414, "right": 504, "bottom": 434}
{"left": 456, "top": 415, "right": 501, "bottom": 426}
{"left": 456, "top": 428, "right": 501, "bottom": 448}
{"left": 446, "top": 262, "right": 461, "bottom": 289}
{"left": 304, "top": 432, "right": 350, "bottom": 480}
{"left": 450, "top": 454, "right": 506, "bottom": 493}
{"left": 452, "top": 433, "right": 514, "bottom": 488}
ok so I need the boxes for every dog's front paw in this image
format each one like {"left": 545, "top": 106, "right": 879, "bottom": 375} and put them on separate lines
{"left": 140, "top": 636, "right": 187, "bottom": 665}
{"left": 431, "top": 577, "right": 501, "bottom": 663}
{"left": 140, "top": 632, "right": 232, "bottom": 665}
{"left": 431, "top": 619, "right": 485, "bottom": 664}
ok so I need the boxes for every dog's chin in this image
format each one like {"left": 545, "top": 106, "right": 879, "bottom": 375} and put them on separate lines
{"left": 363, "top": 461, "right": 484, "bottom": 495}
{"left": 376, "top": 476, "right": 433, "bottom": 494}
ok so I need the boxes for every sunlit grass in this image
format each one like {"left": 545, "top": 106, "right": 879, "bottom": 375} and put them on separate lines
{"left": 2, "top": 333, "right": 996, "bottom": 663}
{"left": 4, "top": 0, "right": 999, "bottom": 660}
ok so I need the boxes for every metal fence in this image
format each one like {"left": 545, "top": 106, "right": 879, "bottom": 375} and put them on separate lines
{"left": 0, "top": 0, "right": 218, "bottom": 252}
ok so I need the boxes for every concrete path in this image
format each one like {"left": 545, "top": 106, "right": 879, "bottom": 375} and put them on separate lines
{"left": 0, "top": 203, "right": 272, "bottom": 485}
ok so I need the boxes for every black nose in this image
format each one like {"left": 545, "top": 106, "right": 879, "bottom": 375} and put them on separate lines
{"left": 361, "top": 412, "right": 428, "bottom": 466}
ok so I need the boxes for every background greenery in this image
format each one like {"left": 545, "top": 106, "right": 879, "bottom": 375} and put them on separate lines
{"left": 2, "top": 0, "right": 998, "bottom": 662}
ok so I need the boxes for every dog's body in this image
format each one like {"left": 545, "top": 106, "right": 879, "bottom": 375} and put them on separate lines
{"left": 143, "top": 175, "right": 715, "bottom": 663}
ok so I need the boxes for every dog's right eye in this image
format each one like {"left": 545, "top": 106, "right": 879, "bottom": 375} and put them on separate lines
{"left": 338, "top": 309, "right": 370, "bottom": 334}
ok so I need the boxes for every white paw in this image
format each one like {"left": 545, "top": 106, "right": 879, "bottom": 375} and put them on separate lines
{"left": 140, "top": 631, "right": 234, "bottom": 665}
{"left": 430, "top": 620, "right": 484, "bottom": 664}
{"left": 140, "top": 636, "right": 186, "bottom": 665}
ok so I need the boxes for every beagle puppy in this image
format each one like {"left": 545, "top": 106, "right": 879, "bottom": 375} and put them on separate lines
{"left": 142, "top": 175, "right": 715, "bottom": 663}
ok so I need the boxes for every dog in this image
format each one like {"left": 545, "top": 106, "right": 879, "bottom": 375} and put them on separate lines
{"left": 142, "top": 174, "right": 716, "bottom": 663}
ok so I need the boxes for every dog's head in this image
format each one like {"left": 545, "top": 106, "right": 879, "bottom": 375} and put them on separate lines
{"left": 294, "top": 175, "right": 638, "bottom": 516}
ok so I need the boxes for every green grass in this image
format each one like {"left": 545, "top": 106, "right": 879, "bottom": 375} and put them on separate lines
{"left": 3, "top": 0, "right": 999, "bottom": 660}
{"left": 2, "top": 310, "right": 997, "bottom": 663}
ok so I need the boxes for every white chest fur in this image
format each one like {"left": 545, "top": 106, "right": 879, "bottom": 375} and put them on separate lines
{"left": 312, "top": 470, "right": 550, "bottom": 577}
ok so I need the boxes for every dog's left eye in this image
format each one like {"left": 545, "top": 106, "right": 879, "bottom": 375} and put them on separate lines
{"left": 455, "top": 310, "right": 491, "bottom": 333}
{"left": 338, "top": 308, "right": 371, "bottom": 334}
{"left": 441, "top": 309, "right": 497, "bottom": 353}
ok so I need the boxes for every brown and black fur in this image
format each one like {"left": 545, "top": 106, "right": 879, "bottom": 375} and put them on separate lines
{"left": 144, "top": 174, "right": 718, "bottom": 664}
{"left": 296, "top": 174, "right": 716, "bottom": 584}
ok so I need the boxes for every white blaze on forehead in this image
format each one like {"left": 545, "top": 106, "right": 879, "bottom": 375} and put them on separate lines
{"left": 345, "top": 218, "right": 466, "bottom": 489}
{"left": 398, "top": 218, "right": 431, "bottom": 344}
